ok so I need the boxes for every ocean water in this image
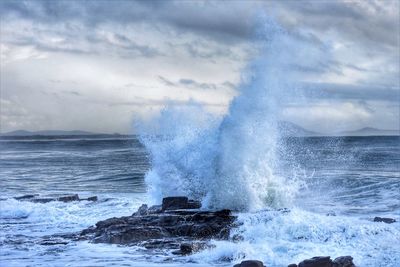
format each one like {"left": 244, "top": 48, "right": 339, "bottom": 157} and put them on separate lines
{"left": 1, "top": 17, "right": 399, "bottom": 267}
{"left": 0, "top": 135, "right": 399, "bottom": 267}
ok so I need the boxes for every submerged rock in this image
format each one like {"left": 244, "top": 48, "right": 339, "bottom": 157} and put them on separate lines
{"left": 14, "top": 194, "right": 98, "bottom": 203}
{"left": 80, "top": 196, "right": 235, "bottom": 252}
{"left": 373, "top": 216, "right": 396, "bottom": 224}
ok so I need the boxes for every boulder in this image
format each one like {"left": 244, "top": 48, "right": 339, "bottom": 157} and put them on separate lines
{"left": 298, "top": 256, "right": 332, "bottom": 267}
{"left": 288, "top": 264, "right": 298, "bottom": 267}
{"left": 373, "top": 217, "right": 396, "bottom": 224}
{"left": 233, "top": 260, "right": 265, "bottom": 267}
{"left": 333, "top": 256, "right": 355, "bottom": 267}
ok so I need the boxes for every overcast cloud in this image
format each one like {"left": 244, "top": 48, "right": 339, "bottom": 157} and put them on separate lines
{"left": 0, "top": 0, "right": 399, "bottom": 134}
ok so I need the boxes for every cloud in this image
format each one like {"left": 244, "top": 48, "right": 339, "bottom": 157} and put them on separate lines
{"left": 301, "top": 82, "right": 399, "bottom": 102}
{"left": 0, "top": 0, "right": 398, "bottom": 133}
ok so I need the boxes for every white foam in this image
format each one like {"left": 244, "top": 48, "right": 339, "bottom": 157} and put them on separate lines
{"left": 189, "top": 209, "right": 400, "bottom": 267}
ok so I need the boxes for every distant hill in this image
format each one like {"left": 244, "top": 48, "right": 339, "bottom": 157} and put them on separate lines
{"left": 2, "top": 125, "right": 398, "bottom": 137}
{"left": 1, "top": 130, "right": 100, "bottom": 136}
{"left": 278, "top": 121, "right": 320, "bottom": 136}
{"left": 334, "top": 127, "right": 399, "bottom": 137}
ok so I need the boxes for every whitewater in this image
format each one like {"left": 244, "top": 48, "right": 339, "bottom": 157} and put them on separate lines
{"left": 1, "top": 18, "right": 399, "bottom": 267}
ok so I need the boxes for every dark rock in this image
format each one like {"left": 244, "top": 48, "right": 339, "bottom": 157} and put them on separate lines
{"left": 136, "top": 204, "right": 148, "bottom": 215}
{"left": 373, "top": 217, "right": 396, "bottom": 224}
{"left": 234, "top": 260, "right": 265, "bottom": 267}
{"left": 187, "top": 200, "right": 202, "bottom": 209}
{"left": 39, "top": 239, "right": 69, "bottom": 246}
{"left": 333, "top": 256, "right": 355, "bottom": 267}
{"left": 31, "top": 198, "right": 54, "bottom": 203}
{"left": 86, "top": 196, "right": 98, "bottom": 201}
{"left": 162, "top": 196, "right": 189, "bottom": 210}
{"left": 162, "top": 196, "right": 201, "bottom": 210}
{"left": 80, "top": 196, "right": 236, "bottom": 250}
{"left": 148, "top": 204, "right": 162, "bottom": 214}
{"left": 288, "top": 264, "right": 298, "bottom": 267}
{"left": 298, "top": 256, "right": 332, "bottom": 267}
{"left": 14, "top": 194, "right": 39, "bottom": 200}
{"left": 58, "top": 194, "right": 80, "bottom": 202}
{"left": 178, "top": 242, "right": 209, "bottom": 255}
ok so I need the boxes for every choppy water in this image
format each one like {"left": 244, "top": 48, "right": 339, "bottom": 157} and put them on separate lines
{"left": 0, "top": 135, "right": 399, "bottom": 267}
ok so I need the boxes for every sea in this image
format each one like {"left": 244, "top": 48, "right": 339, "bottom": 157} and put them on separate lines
{"left": 0, "top": 135, "right": 399, "bottom": 267}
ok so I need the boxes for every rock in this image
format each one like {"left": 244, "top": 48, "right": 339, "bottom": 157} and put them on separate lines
{"left": 14, "top": 194, "right": 98, "bottom": 203}
{"left": 14, "top": 194, "right": 39, "bottom": 200}
{"left": 148, "top": 204, "right": 162, "bottom": 213}
{"left": 373, "top": 217, "right": 396, "bottom": 224}
{"left": 80, "top": 196, "right": 236, "bottom": 249}
{"left": 176, "top": 242, "right": 210, "bottom": 255}
{"left": 162, "top": 196, "right": 202, "bottom": 210}
{"left": 86, "top": 196, "right": 98, "bottom": 201}
{"left": 187, "top": 199, "right": 202, "bottom": 209}
{"left": 288, "top": 264, "right": 298, "bottom": 267}
{"left": 162, "top": 196, "right": 188, "bottom": 210}
{"left": 136, "top": 204, "right": 148, "bottom": 215}
{"left": 233, "top": 260, "right": 265, "bottom": 267}
{"left": 58, "top": 194, "right": 80, "bottom": 202}
{"left": 31, "top": 198, "right": 54, "bottom": 203}
{"left": 298, "top": 256, "right": 332, "bottom": 267}
{"left": 39, "top": 239, "right": 69, "bottom": 246}
{"left": 333, "top": 256, "right": 355, "bottom": 267}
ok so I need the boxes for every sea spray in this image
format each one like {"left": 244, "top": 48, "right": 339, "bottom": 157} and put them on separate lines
{"left": 138, "top": 17, "right": 326, "bottom": 211}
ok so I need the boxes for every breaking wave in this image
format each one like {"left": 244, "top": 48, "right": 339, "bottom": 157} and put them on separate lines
{"left": 138, "top": 17, "right": 329, "bottom": 211}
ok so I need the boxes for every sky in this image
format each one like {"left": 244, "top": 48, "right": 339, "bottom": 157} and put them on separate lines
{"left": 0, "top": 0, "right": 399, "bottom": 134}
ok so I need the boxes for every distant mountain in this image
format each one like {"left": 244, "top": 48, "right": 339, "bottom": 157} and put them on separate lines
{"left": 278, "top": 121, "right": 319, "bottom": 136}
{"left": 1, "top": 130, "right": 100, "bottom": 136}
{"left": 334, "top": 127, "right": 399, "bottom": 137}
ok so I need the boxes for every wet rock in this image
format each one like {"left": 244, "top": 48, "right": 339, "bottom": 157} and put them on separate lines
{"left": 14, "top": 194, "right": 39, "bottom": 200}
{"left": 86, "top": 196, "right": 98, "bottom": 201}
{"left": 333, "top": 256, "right": 355, "bottom": 267}
{"left": 161, "top": 196, "right": 202, "bottom": 210}
{"left": 39, "top": 239, "right": 69, "bottom": 246}
{"left": 136, "top": 204, "right": 148, "bottom": 215}
{"left": 187, "top": 199, "right": 202, "bottom": 209}
{"left": 373, "top": 217, "right": 396, "bottom": 224}
{"left": 58, "top": 194, "right": 80, "bottom": 202}
{"left": 14, "top": 194, "right": 98, "bottom": 203}
{"left": 80, "top": 196, "right": 235, "bottom": 249}
{"left": 298, "top": 256, "right": 332, "bottom": 267}
{"left": 31, "top": 198, "right": 55, "bottom": 203}
{"left": 288, "top": 264, "right": 298, "bottom": 267}
{"left": 233, "top": 260, "right": 265, "bottom": 267}
{"left": 162, "top": 196, "right": 188, "bottom": 210}
{"left": 172, "top": 242, "right": 211, "bottom": 255}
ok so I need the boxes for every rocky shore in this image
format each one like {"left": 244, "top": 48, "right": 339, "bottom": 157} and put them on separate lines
{"left": 14, "top": 194, "right": 397, "bottom": 266}
{"left": 79, "top": 196, "right": 235, "bottom": 255}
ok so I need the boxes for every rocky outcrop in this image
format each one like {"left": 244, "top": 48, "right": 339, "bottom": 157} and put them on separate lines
{"left": 79, "top": 196, "right": 235, "bottom": 254}
{"left": 373, "top": 216, "right": 396, "bottom": 224}
{"left": 288, "top": 256, "right": 356, "bottom": 267}
{"left": 234, "top": 260, "right": 265, "bottom": 267}
{"left": 14, "top": 194, "right": 98, "bottom": 203}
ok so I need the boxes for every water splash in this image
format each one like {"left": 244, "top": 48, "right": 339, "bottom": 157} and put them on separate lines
{"left": 138, "top": 17, "right": 326, "bottom": 211}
